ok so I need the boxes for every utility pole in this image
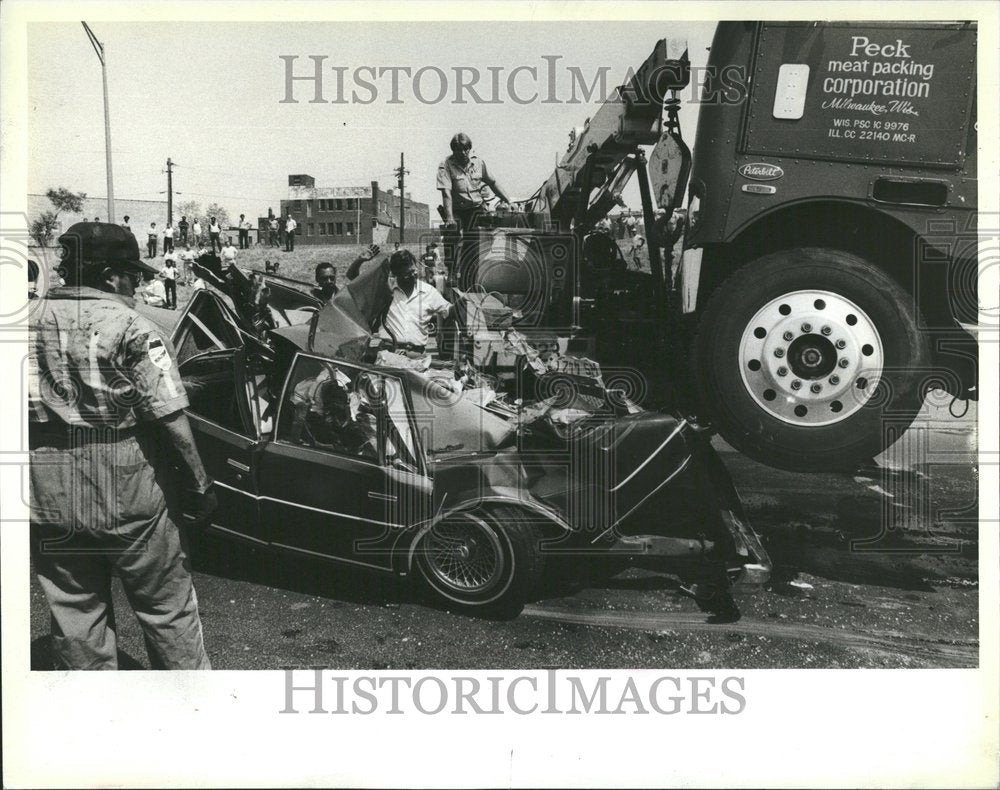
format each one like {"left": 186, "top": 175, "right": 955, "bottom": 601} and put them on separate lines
{"left": 394, "top": 152, "right": 409, "bottom": 245}
{"left": 166, "top": 158, "right": 174, "bottom": 225}
{"left": 82, "top": 23, "right": 115, "bottom": 222}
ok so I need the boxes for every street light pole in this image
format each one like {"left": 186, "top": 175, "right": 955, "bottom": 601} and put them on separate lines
{"left": 82, "top": 22, "right": 115, "bottom": 222}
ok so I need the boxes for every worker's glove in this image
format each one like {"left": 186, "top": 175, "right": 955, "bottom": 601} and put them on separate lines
{"left": 362, "top": 244, "right": 380, "bottom": 261}
{"left": 441, "top": 221, "right": 458, "bottom": 231}
{"left": 185, "top": 480, "right": 218, "bottom": 526}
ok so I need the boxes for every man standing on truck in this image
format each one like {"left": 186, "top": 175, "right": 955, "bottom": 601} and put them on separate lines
{"left": 437, "top": 132, "right": 511, "bottom": 283}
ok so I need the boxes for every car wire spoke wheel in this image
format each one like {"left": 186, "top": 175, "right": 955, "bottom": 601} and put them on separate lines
{"left": 422, "top": 515, "right": 506, "bottom": 593}
{"left": 414, "top": 505, "right": 545, "bottom": 615}
{"left": 738, "top": 290, "right": 884, "bottom": 426}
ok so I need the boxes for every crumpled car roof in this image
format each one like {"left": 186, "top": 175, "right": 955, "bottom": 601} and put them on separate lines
{"left": 271, "top": 256, "right": 389, "bottom": 362}
{"left": 269, "top": 263, "right": 516, "bottom": 455}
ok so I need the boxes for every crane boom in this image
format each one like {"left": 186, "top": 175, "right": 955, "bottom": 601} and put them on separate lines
{"left": 528, "top": 38, "right": 690, "bottom": 228}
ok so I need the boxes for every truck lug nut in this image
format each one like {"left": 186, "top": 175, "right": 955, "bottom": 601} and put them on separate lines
{"left": 829, "top": 375, "right": 840, "bottom": 385}
{"left": 782, "top": 331, "right": 794, "bottom": 341}
{"left": 821, "top": 325, "right": 832, "bottom": 335}
{"left": 774, "top": 348, "right": 785, "bottom": 358}
{"left": 835, "top": 339, "right": 846, "bottom": 349}
{"left": 801, "top": 323, "right": 812, "bottom": 333}
{"left": 810, "top": 383, "right": 822, "bottom": 393}
{"left": 790, "top": 380, "right": 802, "bottom": 390}
{"left": 777, "top": 366, "right": 788, "bottom": 376}
{"left": 838, "top": 358, "right": 849, "bottom": 368}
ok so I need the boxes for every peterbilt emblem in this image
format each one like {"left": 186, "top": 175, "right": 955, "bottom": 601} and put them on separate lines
{"left": 739, "top": 162, "right": 784, "bottom": 181}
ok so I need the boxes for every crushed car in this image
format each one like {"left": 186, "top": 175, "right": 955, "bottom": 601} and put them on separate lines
{"left": 171, "top": 255, "right": 771, "bottom": 616}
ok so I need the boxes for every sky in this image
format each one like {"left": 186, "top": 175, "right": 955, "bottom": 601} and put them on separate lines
{"left": 27, "top": 21, "right": 715, "bottom": 222}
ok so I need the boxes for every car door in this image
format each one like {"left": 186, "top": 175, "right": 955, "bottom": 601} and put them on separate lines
{"left": 176, "top": 347, "right": 267, "bottom": 545}
{"left": 256, "top": 354, "right": 432, "bottom": 572}
{"left": 171, "top": 289, "right": 246, "bottom": 365}
{"left": 172, "top": 289, "right": 268, "bottom": 544}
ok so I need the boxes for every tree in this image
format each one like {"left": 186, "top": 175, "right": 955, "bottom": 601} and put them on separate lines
{"left": 204, "top": 203, "right": 230, "bottom": 231}
{"left": 176, "top": 199, "right": 201, "bottom": 224}
{"left": 45, "top": 187, "right": 86, "bottom": 215}
{"left": 29, "top": 187, "right": 87, "bottom": 246}
{"left": 29, "top": 212, "right": 60, "bottom": 247}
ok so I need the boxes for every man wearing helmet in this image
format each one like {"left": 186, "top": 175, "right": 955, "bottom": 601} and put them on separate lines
{"left": 436, "top": 132, "right": 511, "bottom": 282}
{"left": 28, "top": 222, "right": 216, "bottom": 670}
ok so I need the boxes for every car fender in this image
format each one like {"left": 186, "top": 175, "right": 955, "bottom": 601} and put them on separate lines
{"left": 401, "top": 488, "right": 572, "bottom": 575}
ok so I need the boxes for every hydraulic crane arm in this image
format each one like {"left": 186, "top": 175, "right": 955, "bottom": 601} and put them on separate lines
{"left": 527, "top": 38, "right": 690, "bottom": 229}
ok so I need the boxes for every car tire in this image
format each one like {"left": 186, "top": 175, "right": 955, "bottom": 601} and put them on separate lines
{"left": 693, "top": 247, "right": 931, "bottom": 472}
{"left": 414, "top": 505, "right": 545, "bottom": 618}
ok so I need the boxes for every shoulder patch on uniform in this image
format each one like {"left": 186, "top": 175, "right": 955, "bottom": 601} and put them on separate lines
{"left": 147, "top": 335, "right": 173, "bottom": 371}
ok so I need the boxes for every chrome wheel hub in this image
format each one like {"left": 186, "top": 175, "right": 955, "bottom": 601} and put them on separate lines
{"left": 738, "top": 290, "right": 884, "bottom": 426}
{"left": 423, "top": 515, "right": 505, "bottom": 593}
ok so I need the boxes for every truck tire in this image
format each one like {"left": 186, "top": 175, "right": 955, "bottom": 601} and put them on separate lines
{"left": 693, "top": 248, "right": 931, "bottom": 471}
{"left": 415, "top": 505, "right": 545, "bottom": 618}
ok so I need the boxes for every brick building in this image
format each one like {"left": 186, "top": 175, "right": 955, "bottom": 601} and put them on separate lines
{"left": 277, "top": 175, "right": 433, "bottom": 246}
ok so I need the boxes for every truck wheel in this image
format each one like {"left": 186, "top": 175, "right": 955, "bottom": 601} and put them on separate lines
{"left": 693, "top": 248, "right": 931, "bottom": 471}
{"left": 415, "top": 505, "right": 545, "bottom": 618}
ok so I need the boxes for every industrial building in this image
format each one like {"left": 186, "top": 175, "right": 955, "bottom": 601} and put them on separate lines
{"left": 276, "top": 175, "right": 433, "bottom": 245}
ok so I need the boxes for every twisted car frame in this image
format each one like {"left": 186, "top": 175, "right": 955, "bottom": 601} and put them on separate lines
{"left": 171, "top": 276, "right": 770, "bottom": 616}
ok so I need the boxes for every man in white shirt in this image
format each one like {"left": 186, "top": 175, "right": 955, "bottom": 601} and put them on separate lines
{"left": 146, "top": 222, "right": 158, "bottom": 258}
{"left": 179, "top": 245, "right": 196, "bottom": 284}
{"left": 238, "top": 214, "right": 251, "bottom": 249}
{"left": 378, "top": 250, "right": 451, "bottom": 351}
{"left": 192, "top": 219, "right": 202, "bottom": 245}
{"left": 160, "top": 258, "right": 178, "bottom": 309}
{"left": 140, "top": 273, "right": 167, "bottom": 308}
{"left": 221, "top": 239, "right": 238, "bottom": 265}
{"left": 284, "top": 214, "right": 297, "bottom": 252}
{"left": 209, "top": 217, "right": 223, "bottom": 253}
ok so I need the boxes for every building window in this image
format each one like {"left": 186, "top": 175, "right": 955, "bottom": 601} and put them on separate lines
{"left": 307, "top": 223, "right": 315, "bottom": 237}
{"left": 293, "top": 200, "right": 302, "bottom": 211}
{"left": 306, "top": 202, "right": 313, "bottom": 218}
{"left": 335, "top": 199, "right": 343, "bottom": 210}
{"left": 346, "top": 198, "right": 354, "bottom": 210}
{"left": 346, "top": 222, "right": 354, "bottom": 237}
{"left": 335, "top": 222, "right": 343, "bottom": 235}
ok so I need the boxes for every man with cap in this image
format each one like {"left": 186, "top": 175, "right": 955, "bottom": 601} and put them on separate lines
{"left": 437, "top": 132, "right": 511, "bottom": 284}
{"left": 28, "top": 222, "right": 216, "bottom": 670}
